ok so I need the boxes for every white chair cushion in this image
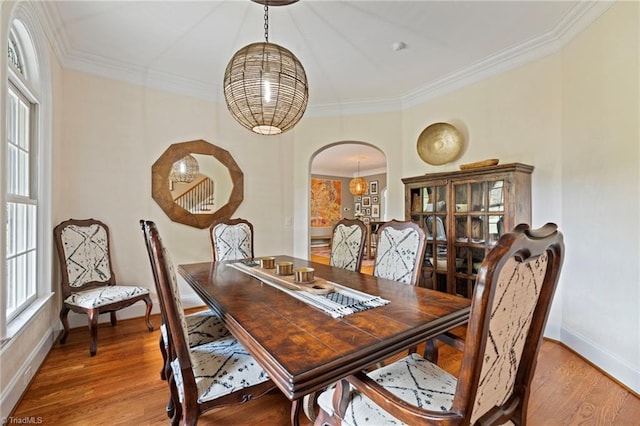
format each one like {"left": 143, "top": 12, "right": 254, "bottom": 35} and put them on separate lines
{"left": 64, "top": 285, "right": 149, "bottom": 309}
{"left": 160, "top": 310, "right": 230, "bottom": 348}
{"left": 171, "top": 335, "right": 270, "bottom": 404}
{"left": 317, "top": 353, "right": 456, "bottom": 426}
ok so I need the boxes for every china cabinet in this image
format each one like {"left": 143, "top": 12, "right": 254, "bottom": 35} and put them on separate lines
{"left": 402, "top": 163, "right": 533, "bottom": 297}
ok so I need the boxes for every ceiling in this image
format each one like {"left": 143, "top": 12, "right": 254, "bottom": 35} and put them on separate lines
{"left": 36, "top": 1, "right": 611, "bottom": 174}
{"left": 312, "top": 143, "right": 386, "bottom": 177}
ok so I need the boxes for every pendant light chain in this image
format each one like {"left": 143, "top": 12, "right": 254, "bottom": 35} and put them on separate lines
{"left": 264, "top": 4, "right": 269, "bottom": 43}
{"left": 223, "top": 0, "right": 308, "bottom": 135}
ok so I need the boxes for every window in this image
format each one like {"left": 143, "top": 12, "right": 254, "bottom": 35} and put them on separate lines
{"left": 3, "top": 12, "right": 52, "bottom": 336}
{"left": 6, "top": 84, "right": 37, "bottom": 320}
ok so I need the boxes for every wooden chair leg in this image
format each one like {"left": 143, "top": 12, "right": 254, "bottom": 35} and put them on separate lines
{"left": 167, "top": 367, "right": 181, "bottom": 425}
{"left": 143, "top": 295, "right": 154, "bottom": 331}
{"left": 88, "top": 309, "right": 99, "bottom": 356}
{"left": 110, "top": 311, "right": 117, "bottom": 326}
{"left": 59, "top": 306, "right": 71, "bottom": 344}
{"left": 166, "top": 395, "right": 175, "bottom": 420}
{"left": 159, "top": 336, "right": 168, "bottom": 381}
{"left": 425, "top": 338, "right": 439, "bottom": 363}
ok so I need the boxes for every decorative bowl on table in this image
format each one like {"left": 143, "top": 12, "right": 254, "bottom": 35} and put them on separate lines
{"left": 260, "top": 256, "right": 275, "bottom": 269}
{"left": 294, "top": 267, "right": 315, "bottom": 283}
{"left": 276, "top": 261, "right": 293, "bottom": 275}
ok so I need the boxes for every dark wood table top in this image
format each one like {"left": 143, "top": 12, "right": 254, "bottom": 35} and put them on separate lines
{"left": 178, "top": 255, "right": 471, "bottom": 401}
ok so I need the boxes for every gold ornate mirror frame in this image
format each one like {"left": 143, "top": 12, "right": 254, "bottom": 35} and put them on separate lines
{"left": 152, "top": 139, "right": 244, "bottom": 228}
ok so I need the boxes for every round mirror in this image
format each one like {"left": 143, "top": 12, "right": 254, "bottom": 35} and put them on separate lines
{"left": 152, "top": 140, "right": 244, "bottom": 228}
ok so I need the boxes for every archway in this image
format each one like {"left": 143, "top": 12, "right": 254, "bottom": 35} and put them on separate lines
{"left": 308, "top": 142, "right": 387, "bottom": 260}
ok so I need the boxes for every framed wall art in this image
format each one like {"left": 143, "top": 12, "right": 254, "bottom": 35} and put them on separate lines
{"left": 369, "top": 180, "right": 378, "bottom": 195}
{"left": 310, "top": 178, "right": 342, "bottom": 227}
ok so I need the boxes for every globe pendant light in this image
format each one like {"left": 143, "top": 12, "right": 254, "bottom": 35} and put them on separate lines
{"left": 349, "top": 160, "right": 367, "bottom": 196}
{"left": 223, "top": 1, "right": 308, "bottom": 135}
{"left": 169, "top": 154, "right": 199, "bottom": 183}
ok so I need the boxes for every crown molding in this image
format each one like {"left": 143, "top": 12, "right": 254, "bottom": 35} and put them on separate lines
{"left": 401, "top": 0, "right": 615, "bottom": 109}
{"left": 35, "top": 1, "right": 222, "bottom": 102}
{"left": 35, "top": 0, "right": 615, "bottom": 116}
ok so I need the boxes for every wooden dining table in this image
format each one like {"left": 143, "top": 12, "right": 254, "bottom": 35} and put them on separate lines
{"left": 178, "top": 255, "right": 471, "bottom": 425}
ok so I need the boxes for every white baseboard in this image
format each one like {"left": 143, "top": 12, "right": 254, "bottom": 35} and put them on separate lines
{"left": 561, "top": 325, "right": 640, "bottom": 394}
{"left": 0, "top": 328, "right": 56, "bottom": 420}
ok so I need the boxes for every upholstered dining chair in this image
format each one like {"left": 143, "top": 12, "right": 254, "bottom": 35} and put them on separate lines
{"left": 141, "top": 220, "right": 274, "bottom": 425}
{"left": 329, "top": 218, "right": 368, "bottom": 272}
{"left": 209, "top": 217, "right": 254, "bottom": 261}
{"left": 373, "top": 220, "right": 427, "bottom": 286}
{"left": 53, "top": 218, "right": 154, "bottom": 356}
{"left": 315, "top": 223, "right": 564, "bottom": 426}
{"left": 140, "top": 221, "right": 229, "bottom": 384}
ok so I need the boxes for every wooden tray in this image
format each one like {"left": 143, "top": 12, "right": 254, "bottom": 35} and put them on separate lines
{"left": 459, "top": 158, "right": 499, "bottom": 170}
{"left": 281, "top": 278, "right": 335, "bottom": 295}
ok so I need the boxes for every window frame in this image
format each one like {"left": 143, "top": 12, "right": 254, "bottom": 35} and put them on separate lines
{"left": 5, "top": 81, "right": 39, "bottom": 322}
{"left": 2, "top": 10, "right": 53, "bottom": 340}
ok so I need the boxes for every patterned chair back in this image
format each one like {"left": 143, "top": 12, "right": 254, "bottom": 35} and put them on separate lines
{"left": 54, "top": 218, "right": 115, "bottom": 297}
{"left": 329, "top": 218, "right": 367, "bottom": 272}
{"left": 209, "top": 218, "right": 254, "bottom": 261}
{"left": 373, "top": 220, "right": 426, "bottom": 285}
{"left": 453, "top": 223, "right": 565, "bottom": 424}
{"left": 141, "top": 220, "right": 197, "bottom": 389}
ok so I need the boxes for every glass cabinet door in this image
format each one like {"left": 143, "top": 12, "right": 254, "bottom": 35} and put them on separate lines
{"left": 452, "top": 179, "right": 505, "bottom": 297}
{"left": 409, "top": 183, "right": 448, "bottom": 292}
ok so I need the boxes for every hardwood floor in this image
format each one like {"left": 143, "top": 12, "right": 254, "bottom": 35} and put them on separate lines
{"left": 11, "top": 257, "right": 639, "bottom": 425}
{"left": 10, "top": 314, "right": 639, "bottom": 425}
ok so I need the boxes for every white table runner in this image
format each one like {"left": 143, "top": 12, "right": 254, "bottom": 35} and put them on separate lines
{"left": 227, "top": 261, "right": 389, "bottom": 318}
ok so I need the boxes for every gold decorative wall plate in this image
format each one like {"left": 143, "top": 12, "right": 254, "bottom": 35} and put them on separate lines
{"left": 416, "top": 122, "right": 463, "bottom": 165}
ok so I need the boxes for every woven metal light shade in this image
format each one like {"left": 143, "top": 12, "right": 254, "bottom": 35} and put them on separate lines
{"left": 349, "top": 177, "right": 367, "bottom": 196}
{"left": 223, "top": 41, "right": 308, "bottom": 135}
{"left": 169, "top": 155, "right": 199, "bottom": 183}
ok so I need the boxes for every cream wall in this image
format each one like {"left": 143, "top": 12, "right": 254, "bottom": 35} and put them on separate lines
{"left": 560, "top": 1, "right": 639, "bottom": 392}
{"left": 58, "top": 70, "right": 296, "bottom": 314}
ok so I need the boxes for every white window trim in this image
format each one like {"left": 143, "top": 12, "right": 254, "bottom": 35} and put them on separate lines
{"left": 1, "top": 3, "right": 53, "bottom": 340}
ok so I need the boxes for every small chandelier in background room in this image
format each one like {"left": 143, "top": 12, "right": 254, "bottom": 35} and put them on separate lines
{"left": 349, "top": 159, "right": 367, "bottom": 196}
{"left": 223, "top": 0, "right": 308, "bottom": 135}
{"left": 169, "top": 154, "right": 199, "bottom": 183}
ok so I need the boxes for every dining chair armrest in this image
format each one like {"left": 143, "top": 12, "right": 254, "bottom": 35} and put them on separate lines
{"left": 344, "top": 372, "right": 463, "bottom": 425}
